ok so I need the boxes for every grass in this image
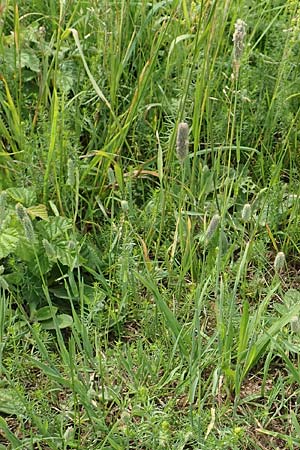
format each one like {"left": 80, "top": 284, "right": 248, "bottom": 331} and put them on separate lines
{"left": 0, "top": 0, "right": 300, "bottom": 448}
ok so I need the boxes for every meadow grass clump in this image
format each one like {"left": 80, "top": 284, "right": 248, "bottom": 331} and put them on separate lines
{"left": 0, "top": 1, "right": 300, "bottom": 449}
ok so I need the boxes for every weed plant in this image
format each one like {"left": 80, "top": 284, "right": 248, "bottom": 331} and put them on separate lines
{"left": 0, "top": 0, "right": 300, "bottom": 449}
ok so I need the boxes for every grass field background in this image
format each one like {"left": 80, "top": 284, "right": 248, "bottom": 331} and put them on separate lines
{"left": 0, "top": 0, "right": 300, "bottom": 448}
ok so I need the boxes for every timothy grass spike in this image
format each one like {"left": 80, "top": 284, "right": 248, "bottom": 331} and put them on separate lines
{"left": 176, "top": 122, "right": 189, "bottom": 163}
{"left": 241, "top": 203, "right": 251, "bottom": 222}
{"left": 205, "top": 214, "right": 220, "bottom": 243}
{"left": 66, "top": 158, "right": 76, "bottom": 187}
{"left": 274, "top": 251, "right": 285, "bottom": 273}
{"left": 16, "top": 203, "right": 35, "bottom": 242}
{"left": 232, "top": 19, "right": 247, "bottom": 76}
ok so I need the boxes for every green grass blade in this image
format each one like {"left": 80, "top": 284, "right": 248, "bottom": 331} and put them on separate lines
{"left": 135, "top": 270, "right": 188, "bottom": 359}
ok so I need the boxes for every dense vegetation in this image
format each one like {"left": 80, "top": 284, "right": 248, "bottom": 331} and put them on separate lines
{"left": 0, "top": 0, "right": 300, "bottom": 448}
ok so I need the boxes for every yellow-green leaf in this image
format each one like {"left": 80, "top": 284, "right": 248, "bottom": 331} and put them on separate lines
{"left": 27, "top": 204, "right": 49, "bottom": 221}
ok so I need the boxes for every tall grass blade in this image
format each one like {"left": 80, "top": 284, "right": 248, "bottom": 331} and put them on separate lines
{"left": 135, "top": 271, "right": 188, "bottom": 358}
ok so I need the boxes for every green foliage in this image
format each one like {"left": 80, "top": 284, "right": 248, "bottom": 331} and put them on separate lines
{"left": 0, "top": 187, "right": 80, "bottom": 328}
{"left": 0, "top": 0, "right": 300, "bottom": 448}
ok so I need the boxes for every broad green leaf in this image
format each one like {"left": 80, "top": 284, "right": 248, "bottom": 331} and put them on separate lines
{"left": 37, "top": 216, "right": 73, "bottom": 241}
{"left": 20, "top": 50, "right": 40, "bottom": 72}
{"left": 40, "top": 314, "right": 73, "bottom": 330}
{"left": 27, "top": 204, "right": 48, "bottom": 221}
{"left": 284, "top": 288, "right": 300, "bottom": 306}
{"left": 57, "top": 60, "right": 78, "bottom": 94}
{"left": 50, "top": 286, "right": 72, "bottom": 299}
{"left": 33, "top": 306, "right": 58, "bottom": 321}
{"left": 56, "top": 243, "right": 80, "bottom": 269}
{"left": 14, "top": 237, "right": 35, "bottom": 262}
{"left": 0, "top": 227, "right": 19, "bottom": 259}
{"left": 5, "top": 187, "right": 37, "bottom": 206}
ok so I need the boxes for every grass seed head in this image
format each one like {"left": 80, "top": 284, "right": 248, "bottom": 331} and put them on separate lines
{"left": 233, "top": 19, "right": 247, "bottom": 75}
{"left": 121, "top": 200, "right": 129, "bottom": 214}
{"left": 68, "top": 240, "right": 76, "bottom": 250}
{"left": 241, "top": 203, "right": 251, "bottom": 222}
{"left": 205, "top": 214, "right": 220, "bottom": 242}
{"left": 15, "top": 202, "right": 26, "bottom": 221}
{"left": 67, "top": 158, "right": 76, "bottom": 187}
{"left": 23, "top": 216, "right": 35, "bottom": 242}
{"left": 16, "top": 203, "right": 35, "bottom": 242}
{"left": 274, "top": 251, "right": 285, "bottom": 273}
{"left": 176, "top": 122, "right": 189, "bottom": 163}
{"left": 43, "top": 239, "right": 56, "bottom": 259}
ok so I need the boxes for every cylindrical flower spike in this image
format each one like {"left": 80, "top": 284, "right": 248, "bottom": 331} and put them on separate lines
{"left": 274, "top": 251, "right": 285, "bottom": 273}
{"left": 232, "top": 19, "right": 247, "bottom": 76}
{"left": 241, "top": 203, "right": 251, "bottom": 222}
{"left": 67, "top": 158, "right": 76, "bottom": 187}
{"left": 43, "top": 239, "right": 56, "bottom": 259}
{"left": 205, "top": 214, "right": 220, "bottom": 243}
{"left": 16, "top": 203, "right": 35, "bottom": 242}
{"left": 176, "top": 122, "right": 189, "bottom": 163}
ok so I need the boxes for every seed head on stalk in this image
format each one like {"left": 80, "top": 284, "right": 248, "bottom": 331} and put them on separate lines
{"left": 232, "top": 19, "right": 247, "bottom": 77}
{"left": 176, "top": 122, "right": 189, "bottom": 163}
